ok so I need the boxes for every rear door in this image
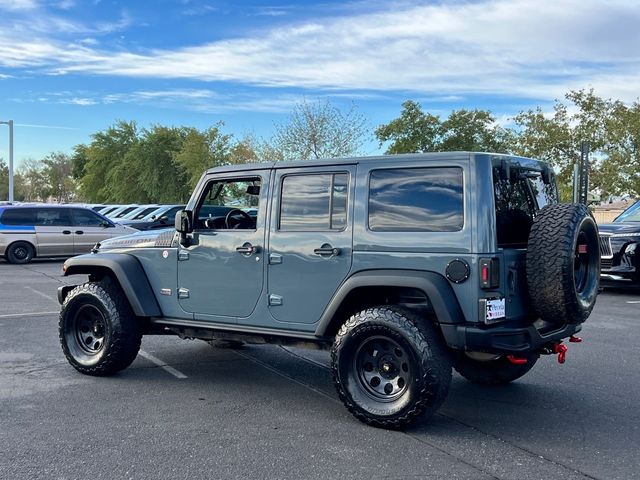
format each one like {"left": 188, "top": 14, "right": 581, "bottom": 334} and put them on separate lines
{"left": 34, "top": 207, "right": 74, "bottom": 256}
{"left": 267, "top": 166, "right": 355, "bottom": 325}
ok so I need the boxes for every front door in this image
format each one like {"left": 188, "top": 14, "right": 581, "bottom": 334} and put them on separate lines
{"left": 177, "top": 171, "right": 269, "bottom": 321}
{"left": 70, "top": 208, "right": 116, "bottom": 254}
{"left": 268, "top": 166, "right": 355, "bottom": 325}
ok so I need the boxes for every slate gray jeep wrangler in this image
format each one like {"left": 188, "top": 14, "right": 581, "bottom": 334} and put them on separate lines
{"left": 57, "top": 152, "right": 600, "bottom": 428}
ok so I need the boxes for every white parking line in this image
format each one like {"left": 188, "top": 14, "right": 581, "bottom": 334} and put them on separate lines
{"left": 25, "top": 286, "right": 58, "bottom": 303}
{"left": 0, "top": 311, "right": 58, "bottom": 319}
{"left": 626, "top": 301, "right": 640, "bottom": 304}
{"left": 139, "top": 350, "right": 188, "bottom": 379}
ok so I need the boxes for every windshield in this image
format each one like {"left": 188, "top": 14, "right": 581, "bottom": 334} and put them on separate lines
{"left": 615, "top": 200, "right": 640, "bottom": 222}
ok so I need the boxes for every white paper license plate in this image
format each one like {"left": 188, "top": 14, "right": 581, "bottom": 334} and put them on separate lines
{"left": 486, "top": 298, "right": 506, "bottom": 322}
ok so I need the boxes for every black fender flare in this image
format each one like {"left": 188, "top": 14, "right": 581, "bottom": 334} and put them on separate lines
{"left": 315, "top": 269, "right": 465, "bottom": 337}
{"left": 60, "top": 253, "right": 161, "bottom": 317}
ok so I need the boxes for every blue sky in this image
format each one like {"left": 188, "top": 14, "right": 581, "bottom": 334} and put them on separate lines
{"left": 0, "top": 0, "right": 638, "bottom": 167}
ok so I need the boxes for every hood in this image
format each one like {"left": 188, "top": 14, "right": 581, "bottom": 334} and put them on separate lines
{"left": 598, "top": 222, "right": 640, "bottom": 235}
{"left": 96, "top": 228, "right": 176, "bottom": 250}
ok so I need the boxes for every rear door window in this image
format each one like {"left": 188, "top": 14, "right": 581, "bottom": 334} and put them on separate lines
{"left": 279, "top": 173, "right": 349, "bottom": 231}
{"left": 368, "top": 167, "right": 464, "bottom": 232}
{"left": 492, "top": 167, "right": 558, "bottom": 247}
{"left": 34, "top": 208, "right": 72, "bottom": 227}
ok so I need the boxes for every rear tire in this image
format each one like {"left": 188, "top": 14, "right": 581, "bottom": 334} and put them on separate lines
{"left": 454, "top": 352, "right": 538, "bottom": 385}
{"left": 527, "top": 203, "right": 599, "bottom": 325}
{"left": 6, "top": 241, "right": 35, "bottom": 264}
{"left": 59, "top": 279, "right": 141, "bottom": 376}
{"left": 331, "top": 306, "right": 452, "bottom": 429}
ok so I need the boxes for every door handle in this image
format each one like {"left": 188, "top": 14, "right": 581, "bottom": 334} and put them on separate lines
{"left": 314, "top": 244, "right": 340, "bottom": 257}
{"left": 235, "top": 243, "right": 259, "bottom": 256}
{"left": 75, "top": 230, "right": 84, "bottom": 235}
{"left": 62, "top": 230, "right": 71, "bottom": 235}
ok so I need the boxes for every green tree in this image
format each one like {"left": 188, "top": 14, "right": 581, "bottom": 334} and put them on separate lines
{"left": 511, "top": 89, "right": 640, "bottom": 199}
{"left": 16, "top": 158, "right": 47, "bottom": 201}
{"left": 79, "top": 121, "right": 139, "bottom": 202}
{"left": 376, "top": 101, "right": 510, "bottom": 154}
{"left": 70, "top": 144, "right": 89, "bottom": 181}
{"left": 41, "top": 152, "right": 76, "bottom": 202}
{"left": 0, "top": 157, "right": 8, "bottom": 201}
{"left": 127, "top": 126, "right": 190, "bottom": 203}
{"left": 375, "top": 100, "right": 441, "bottom": 153}
{"left": 268, "top": 100, "right": 368, "bottom": 160}
{"left": 173, "top": 124, "right": 233, "bottom": 189}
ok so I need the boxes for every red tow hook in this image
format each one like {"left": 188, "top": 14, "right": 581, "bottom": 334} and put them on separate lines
{"left": 553, "top": 343, "right": 568, "bottom": 364}
{"left": 506, "top": 355, "right": 528, "bottom": 365}
{"left": 569, "top": 335, "right": 582, "bottom": 343}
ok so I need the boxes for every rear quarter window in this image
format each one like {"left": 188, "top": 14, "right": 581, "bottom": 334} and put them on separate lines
{"left": 1, "top": 208, "right": 36, "bottom": 226}
{"left": 368, "top": 167, "right": 464, "bottom": 232}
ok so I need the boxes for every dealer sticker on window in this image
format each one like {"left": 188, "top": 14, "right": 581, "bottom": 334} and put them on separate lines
{"left": 486, "top": 298, "right": 506, "bottom": 322}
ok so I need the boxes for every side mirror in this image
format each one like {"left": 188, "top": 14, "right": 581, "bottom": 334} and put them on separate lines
{"left": 159, "top": 216, "right": 168, "bottom": 224}
{"left": 175, "top": 210, "right": 193, "bottom": 233}
{"left": 100, "top": 221, "right": 113, "bottom": 228}
{"left": 175, "top": 210, "right": 194, "bottom": 246}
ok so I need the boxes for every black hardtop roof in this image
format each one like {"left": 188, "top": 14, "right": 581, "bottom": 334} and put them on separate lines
{"left": 204, "top": 152, "right": 544, "bottom": 175}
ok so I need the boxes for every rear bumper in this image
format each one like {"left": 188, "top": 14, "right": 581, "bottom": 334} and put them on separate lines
{"left": 440, "top": 322, "right": 582, "bottom": 354}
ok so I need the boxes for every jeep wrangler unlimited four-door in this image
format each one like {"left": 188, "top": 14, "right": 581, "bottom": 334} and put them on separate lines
{"left": 57, "top": 153, "right": 600, "bottom": 428}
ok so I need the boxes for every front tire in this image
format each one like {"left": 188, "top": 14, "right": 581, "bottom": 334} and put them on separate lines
{"left": 454, "top": 351, "right": 539, "bottom": 385}
{"left": 331, "top": 306, "right": 452, "bottom": 429}
{"left": 59, "top": 280, "right": 141, "bottom": 376}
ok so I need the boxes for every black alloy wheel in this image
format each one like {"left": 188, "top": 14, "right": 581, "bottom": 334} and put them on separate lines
{"left": 71, "top": 304, "right": 107, "bottom": 356}
{"left": 354, "top": 336, "right": 411, "bottom": 401}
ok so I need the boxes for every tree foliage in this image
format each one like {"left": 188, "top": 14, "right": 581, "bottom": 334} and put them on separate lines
{"left": 511, "top": 89, "right": 640, "bottom": 199}
{"left": 375, "top": 100, "right": 511, "bottom": 154}
{"left": 4, "top": 94, "right": 639, "bottom": 204}
{"left": 269, "top": 100, "right": 368, "bottom": 160}
{"left": 41, "top": 152, "right": 75, "bottom": 202}
{"left": 73, "top": 122, "right": 240, "bottom": 203}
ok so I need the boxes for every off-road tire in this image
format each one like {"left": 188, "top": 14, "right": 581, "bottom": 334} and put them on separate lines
{"left": 527, "top": 203, "right": 599, "bottom": 325}
{"left": 59, "top": 279, "right": 141, "bottom": 376}
{"left": 331, "top": 306, "right": 452, "bottom": 429}
{"left": 454, "top": 352, "right": 539, "bottom": 385}
{"left": 6, "top": 241, "right": 35, "bottom": 264}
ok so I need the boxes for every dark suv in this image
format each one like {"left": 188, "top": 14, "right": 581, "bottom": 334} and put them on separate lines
{"left": 598, "top": 200, "right": 640, "bottom": 287}
{"left": 56, "top": 153, "right": 600, "bottom": 428}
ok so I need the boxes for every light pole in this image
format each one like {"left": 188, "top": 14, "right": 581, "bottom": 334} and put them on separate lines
{"left": 0, "top": 120, "right": 13, "bottom": 202}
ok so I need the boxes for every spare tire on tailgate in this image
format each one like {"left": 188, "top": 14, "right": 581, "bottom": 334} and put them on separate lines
{"left": 526, "top": 203, "right": 599, "bottom": 325}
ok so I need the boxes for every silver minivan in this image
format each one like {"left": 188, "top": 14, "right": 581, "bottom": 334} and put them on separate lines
{"left": 0, "top": 205, "right": 135, "bottom": 264}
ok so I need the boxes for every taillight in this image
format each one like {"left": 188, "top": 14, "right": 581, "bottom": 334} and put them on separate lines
{"left": 479, "top": 257, "right": 500, "bottom": 289}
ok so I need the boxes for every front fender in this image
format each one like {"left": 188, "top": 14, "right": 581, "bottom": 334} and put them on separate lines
{"left": 61, "top": 253, "right": 161, "bottom": 317}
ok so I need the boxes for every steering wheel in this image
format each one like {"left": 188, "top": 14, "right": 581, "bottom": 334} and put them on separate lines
{"left": 224, "top": 209, "right": 254, "bottom": 229}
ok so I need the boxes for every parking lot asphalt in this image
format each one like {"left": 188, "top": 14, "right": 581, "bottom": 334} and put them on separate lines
{"left": 1, "top": 260, "right": 639, "bottom": 480}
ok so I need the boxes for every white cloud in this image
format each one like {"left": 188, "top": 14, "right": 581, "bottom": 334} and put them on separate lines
{"left": 64, "top": 97, "right": 98, "bottom": 106}
{"left": 0, "top": 0, "right": 638, "bottom": 102}
{"left": 0, "top": 0, "right": 39, "bottom": 11}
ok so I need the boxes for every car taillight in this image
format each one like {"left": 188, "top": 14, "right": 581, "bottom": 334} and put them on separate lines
{"left": 479, "top": 257, "right": 500, "bottom": 289}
